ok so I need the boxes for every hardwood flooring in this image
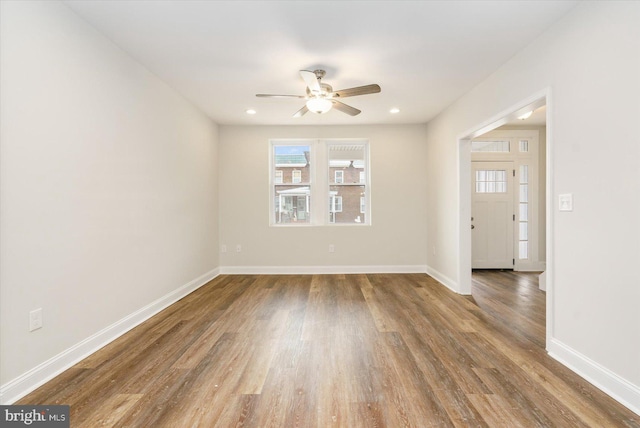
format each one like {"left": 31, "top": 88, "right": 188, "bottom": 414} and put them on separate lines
{"left": 18, "top": 271, "right": 639, "bottom": 427}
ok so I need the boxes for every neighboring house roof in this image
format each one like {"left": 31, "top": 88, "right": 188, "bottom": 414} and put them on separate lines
{"left": 275, "top": 154, "right": 307, "bottom": 167}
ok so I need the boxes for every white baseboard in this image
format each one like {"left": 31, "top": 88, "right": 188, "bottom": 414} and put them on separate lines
{"left": 425, "top": 265, "right": 465, "bottom": 294}
{"left": 0, "top": 268, "right": 220, "bottom": 405}
{"left": 220, "top": 265, "right": 427, "bottom": 275}
{"left": 548, "top": 338, "right": 640, "bottom": 416}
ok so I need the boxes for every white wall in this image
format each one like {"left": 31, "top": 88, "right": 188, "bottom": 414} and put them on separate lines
{"left": 425, "top": 1, "right": 639, "bottom": 411}
{"left": 0, "top": 0, "right": 219, "bottom": 397}
{"left": 219, "top": 125, "right": 428, "bottom": 271}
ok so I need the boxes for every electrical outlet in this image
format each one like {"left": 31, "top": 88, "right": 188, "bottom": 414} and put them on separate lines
{"left": 221, "top": 244, "right": 227, "bottom": 253}
{"left": 329, "top": 244, "right": 335, "bottom": 253}
{"left": 29, "top": 308, "right": 43, "bottom": 332}
{"left": 236, "top": 244, "right": 242, "bottom": 253}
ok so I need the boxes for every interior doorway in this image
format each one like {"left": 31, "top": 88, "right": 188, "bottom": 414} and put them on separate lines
{"left": 457, "top": 91, "right": 551, "bottom": 347}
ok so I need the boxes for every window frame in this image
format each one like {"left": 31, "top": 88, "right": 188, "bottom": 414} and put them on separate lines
{"left": 270, "top": 139, "right": 370, "bottom": 227}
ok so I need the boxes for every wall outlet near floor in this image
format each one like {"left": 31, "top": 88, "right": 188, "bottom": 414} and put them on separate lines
{"left": 236, "top": 244, "right": 242, "bottom": 253}
{"left": 29, "top": 308, "right": 43, "bottom": 332}
{"left": 329, "top": 244, "right": 335, "bottom": 253}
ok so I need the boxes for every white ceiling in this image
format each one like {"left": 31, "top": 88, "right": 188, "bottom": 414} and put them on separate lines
{"left": 64, "top": 1, "right": 577, "bottom": 126}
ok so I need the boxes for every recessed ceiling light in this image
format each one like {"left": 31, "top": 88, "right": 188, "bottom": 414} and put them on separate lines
{"left": 390, "top": 108, "right": 400, "bottom": 114}
{"left": 518, "top": 111, "right": 533, "bottom": 120}
{"left": 246, "top": 109, "right": 257, "bottom": 115}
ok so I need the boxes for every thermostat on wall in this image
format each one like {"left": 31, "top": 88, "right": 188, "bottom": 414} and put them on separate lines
{"left": 559, "top": 193, "right": 573, "bottom": 211}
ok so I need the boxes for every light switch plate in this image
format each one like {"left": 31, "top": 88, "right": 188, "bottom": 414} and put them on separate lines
{"left": 559, "top": 193, "right": 573, "bottom": 211}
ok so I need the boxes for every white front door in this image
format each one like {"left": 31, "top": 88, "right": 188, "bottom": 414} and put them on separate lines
{"left": 472, "top": 161, "right": 514, "bottom": 269}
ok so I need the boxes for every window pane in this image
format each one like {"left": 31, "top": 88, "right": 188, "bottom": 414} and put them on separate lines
{"left": 519, "top": 139, "right": 529, "bottom": 152}
{"left": 328, "top": 143, "right": 367, "bottom": 224}
{"left": 475, "top": 169, "right": 507, "bottom": 193}
{"left": 519, "top": 222, "right": 528, "bottom": 240}
{"left": 519, "top": 241, "right": 529, "bottom": 259}
{"left": 273, "top": 144, "right": 311, "bottom": 224}
{"left": 471, "top": 140, "right": 510, "bottom": 152}
{"left": 520, "top": 184, "right": 528, "bottom": 203}
{"left": 520, "top": 165, "right": 528, "bottom": 184}
{"left": 519, "top": 203, "right": 528, "bottom": 221}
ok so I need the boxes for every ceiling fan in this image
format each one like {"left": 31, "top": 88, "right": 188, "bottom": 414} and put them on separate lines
{"left": 256, "top": 70, "right": 381, "bottom": 117}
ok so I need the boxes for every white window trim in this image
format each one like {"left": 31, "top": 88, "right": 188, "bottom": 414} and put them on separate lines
{"left": 270, "top": 139, "right": 370, "bottom": 226}
{"left": 335, "top": 170, "right": 344, "bottom": 184}
{"left": 292, "top": 169, "right": 302, "bottom": 184}
{"left": 275, "top": 170, "right": 283, "bottom": 184}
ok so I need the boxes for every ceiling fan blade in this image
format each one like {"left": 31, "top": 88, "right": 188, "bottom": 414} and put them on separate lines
{"left": 333, "top": 84, "right": 381, "bottom": 98}
{"left": 300, "top": 70, "right": 321, "bottom": 94}
{"left": 293, "top": 105, "right": 309, "bottom": 118}
{"left": 331, "top": 100, "right": 361, "bottom": 116}
{"left": 256, "top": 94, "right": 306, "bottom": 98}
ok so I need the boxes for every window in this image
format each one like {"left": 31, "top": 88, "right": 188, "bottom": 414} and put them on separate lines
{"left": 271, "top": 140, "right": 369, "bottom": 226}
{"left": 331, "top": 196, "right": 343, "bottom": 212}
{"left": 471, "top": 140, "right": 510, "bottom": 153}
{"left": 292, "top": 170, "right": 302, "bottom": 184}
{"left": 475, "top": 170, "right": 507, "bottom": 193}
{"left": 519, "top": 165, "right": 529, "bottom": 259}
{"left": 328, "top": 143, "right": 368, "bottom": 224}
{"left": 329, "top": 195, "right": 343, "bottom": 223}
{"left": 272, "top": 144, "right": 311, "bottom": 224}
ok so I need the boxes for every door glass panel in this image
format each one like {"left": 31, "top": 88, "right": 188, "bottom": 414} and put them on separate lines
{"left": 519, "top": 165, "right": 529, "bottom": 259}
{"left": 475, "top": 170, "right": 507, "bottom": 193}
{"left": 519, "top": 203, "right": 528, "bottom": 221}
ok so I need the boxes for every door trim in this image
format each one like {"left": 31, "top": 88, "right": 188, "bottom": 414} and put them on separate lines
{"left": 456, "top": 87, "right": 553, "bottom": 351}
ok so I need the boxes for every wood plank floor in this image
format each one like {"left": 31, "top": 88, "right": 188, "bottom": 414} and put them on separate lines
{"left": 18, "top": 271, "right": 639, "bottom": 427}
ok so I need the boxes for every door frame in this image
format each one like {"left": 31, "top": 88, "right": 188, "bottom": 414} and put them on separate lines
{"left": 471, "top": 130, "right": 542, "bottom": 272}
{"left": 456, "top": 88, "right": 553, "bottom": 350}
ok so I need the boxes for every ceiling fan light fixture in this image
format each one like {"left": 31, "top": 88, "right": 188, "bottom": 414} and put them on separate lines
{"left": 306, "top": 97, "right": 333, "bottom": 114}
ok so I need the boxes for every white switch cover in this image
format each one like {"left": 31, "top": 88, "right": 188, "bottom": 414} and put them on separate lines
{"left": 559, "top": 193, "right": 573, "bottom": 211}
{"left": 29, "top": 308, "right": 43, "bottom": 331}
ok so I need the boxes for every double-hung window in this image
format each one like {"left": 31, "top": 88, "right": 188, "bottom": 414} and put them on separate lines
{"left": 327, "top": 142, "right": 368, "bottom": 224}
{"left": 270, "top": 139, "right": 369, "bottom": 226}
{"left": 271, "top": 143, "right": 311, "bottom": 224}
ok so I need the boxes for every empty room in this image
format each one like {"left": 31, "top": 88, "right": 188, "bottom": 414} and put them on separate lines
{"left": 1, "top": 1, "right": 638, "bottom": 426}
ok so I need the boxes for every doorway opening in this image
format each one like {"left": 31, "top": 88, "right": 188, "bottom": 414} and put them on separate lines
{"left": 457, "top": 90, "right": 551, "bottom": 348}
